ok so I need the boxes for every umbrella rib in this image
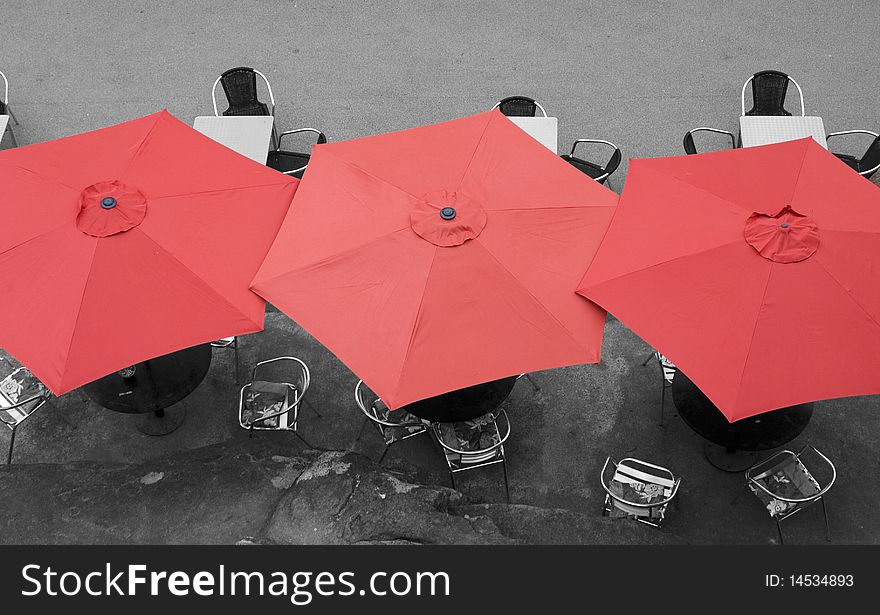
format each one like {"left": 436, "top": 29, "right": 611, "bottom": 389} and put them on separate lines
{"left": 0, "top": 222, "right": 70, "bottom": 259}
{"left": 58, "top": 238, "right": 100, "bottom": 388}
{"left": 642, "top": 164, "right": 759, "bottom": 214}
{"left": 582, "top": 239, "right": 745, "bottom": 291}
{"left": 474, "top": 239, "right": 597, "bottom": 358}
{"left": 486, "top": 204, "right": 618, "bottom": 212}
{"left": 147, "top": 179, "right": 296, "bottom": 202}
{"left": 119, "top": 112, "right": 165, "bottom": 181}
{"left": 454, "top": 111, "right": 496, "bottom": 190}
{"left": 813, "top": 255, "right": 880, "bottom": 333}
{"left": 133, "top": 230, "right": 263, "bottom": 330}
{"left": 784, "top": 139, "right": 814, "bottom": 209}
{"left": 320, "top": 149, "right": 420, "bottom": 201}
{"left": 731, "top": 263, "right": 775, "bottom": 414}
{"left": 0, "top": 158, "right": 83, "bottom": 198}
{"left": 252, "top": 226, "right": 414, "bottom": 290}
{"left": 390, "top": 246, "right": 439, "bottom": 405}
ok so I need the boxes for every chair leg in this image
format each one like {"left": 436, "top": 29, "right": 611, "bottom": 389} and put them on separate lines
{"left": 822, "top": 498, "right": 831, "bottom": 542}
{"left": 524, "top": 373, "right": 540, "bottom": 392}
{"left": 355, "top": 416, "right": 369, "bottom": 442}
{"left": 449, "top": 471, "right": 456, "bottom": 491}
{"left": 502, "top": 458, "right": 511, "bottom": 503}
{"left": 7, "top": 427, "right": 16, "bottom": 464}
{"left": 293, "top": 430, "right": 314, "bottom": 449}
{"left": 641, "top": 351, "right": 656, "bottom": 366}
{"left": 233, "top": 339, "right": 240, "bottom": 386}
{"left": 304, "top": 397, "right": 322, "bottom": 418}
{"left": 659, "top": 382, "right": 666, "bottom": 426}
{"left": 7, "top": 106, "right": 18, "bottom": 125}
{"left": 6, "top": 127, "right": 17, "bottom": 148}
{"left": 377, "top": 444, "right": 390, "bottom": 464}
{"left": 776, "top": 521, "right": 785, "bottom": 546}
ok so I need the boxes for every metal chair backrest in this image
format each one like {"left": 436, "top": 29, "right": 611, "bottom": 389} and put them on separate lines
{"left": 0, "top": 70, "right": 8, "bottom": 113}
{"left": 249, "top": 356, "right": 308, "bottom": 394}
{"left": 238, "top": 357, "right": 310, "bottom": 431}
{"left": 747, "top": 445, "right": 836, "bottom": 507}
{"left": 354, "top": 380, "right": 424, "bottom": 430}
{"left": 0, "top": 367, "right": 49, "bottom": 427}
{"left": 563, "top": 138, "right": 621, "bottom": 184}
{"left": 860, "top": 133, "right": 880, "bottom": 176}
{"left": 268, "top": 128, "right": 327, "bottom": 177}
{"left": 493, "top": 96, "right": 548, "bottom": 117}
{"left": 432, "top": 409, "right": 511, "bottom": 465}
{"left": 682, "top": 127, "right": 737, "bottom": 155}
{"left": 212, "top": 67, "right": 275, "bottom": 117}
{"left": 600, "top": 456, "right": 680, "bottom": 517}
{"left": 742, "top": 70, "right": 804, "bottom": 116}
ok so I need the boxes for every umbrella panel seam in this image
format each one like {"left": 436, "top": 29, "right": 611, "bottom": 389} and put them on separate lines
{"left": 475, "top": 239, "right": 599, "bottom": 359}
{"left": 118, "top": 112, "right": 165, "bottom": 183}
{"left": 812, "top": 255, "right": 880, "bottom": 334}
{"left": 581, "top": 239, "right": 745, "bottom": 291}
{"left": 454, "top": 111, "right": 497, "bottom": 191}
{"left": 132, "top": 229, "right": 264, "bottom": 330}
{"left": 57, "top": 238, "right": 100, "bottom": 392}
{"left": 251, "top": 225, "right": 415, "bottom": 290}
{"left": 389, "top": 246, "right": 439, "bottom": 406}
{"left": 320, "top": 148, "right": 420, "bottom": 201}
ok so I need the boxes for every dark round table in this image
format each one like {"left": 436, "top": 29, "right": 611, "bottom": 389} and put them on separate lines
{"left": 82, "top": 344, "right": 212, "bottom": 435}
{"left": 671, "top": 370, "right": 813, "bottom": 472}
{"left": 400, "top": 375, "right": 519, "bottom": 422}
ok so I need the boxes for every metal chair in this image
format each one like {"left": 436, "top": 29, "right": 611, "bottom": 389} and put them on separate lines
{"left": 0, "top": 70, "right": 19, "bottom": 147}
{"left": 354, "top": 380, "right": 428, "bottom": 463}
{"left": 642, "top": 351, "right": 677, "bottom": 426}
{"left": 0, "top": 367, "right": 50, "bottom": 464}
{"left": 492, "top": 95, "right": 548, "bottom": 117}
{"left": 826, "top": 130, "right": 880, "bottom": 179}
{"left": 210, "top": 337, "right": 240, "bottom": 384}
{"left": 516, "top": 373, "right": 540, "bottom": 392}
{"left": 600, "top": 456, "right": 681, "bottom": 528}
{"left": 741, "top": 70, "right": 805, "bottom": 116}
{"left": 266, "top": 128, "right": 326, "bottom": 179}
{"left": 746, "top": 445, "right": 836, "bottom": 545}
{"left": 683, "top": 127, "right": 736, "bottom": 155}
{"left": 560, "top": 139, "right": 621, "bottom": 184}
{"left": 238, "top": 357, "right": 320, "bottom": 447}
{"left": 212, "top": 67, "right": 278, "bottom": 147}
{"left": 432, "top": 409, "right": 512, "bottom": 502}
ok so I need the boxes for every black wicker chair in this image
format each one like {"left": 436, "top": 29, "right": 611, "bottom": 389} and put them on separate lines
{"left": 212, "top": 67, "right": 277, "bottom": 146}
{"left": 560, "top": 139, "right": 621, "bottom": 184}
{"left": 1, "top": 70, "right": 19, "bottom": 147}
{"left": 741, "top": 70, "right": 804, "bottom": 117}
{"left": 682, "top": 127, "right": 736, "bottom": 155}
{"left": 266, "top": 128, "right": 327, "bottom": 179}
{"left": 493, "top": 95, "right": 548, "bottom": 117}
{"left": 826, "top": 130, "right": 880, "bottom": 180}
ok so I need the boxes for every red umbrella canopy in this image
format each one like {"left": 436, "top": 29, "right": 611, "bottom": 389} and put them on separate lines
{"left": 252, "top": 110, "right": 617, "bottom": 409}
{"left": 0, "top": 110, "right": 296, "bottom": 395}
{"left": 578, "top": 138, "right": 880, "bottom": 422}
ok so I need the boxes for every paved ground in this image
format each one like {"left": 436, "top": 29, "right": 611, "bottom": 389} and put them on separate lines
{"left": 1, "top": 1, "right": 879, "bottom": 544}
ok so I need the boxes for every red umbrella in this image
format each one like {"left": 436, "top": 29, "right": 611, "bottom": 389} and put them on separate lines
{"left": 252, "top": 110, "right": 617, "bottom": 409}
{"left": 577, "top": 138, "right": 880, "bottom": 422}
{"left": 0, "top": 110, "right": 296, "bottom": 394}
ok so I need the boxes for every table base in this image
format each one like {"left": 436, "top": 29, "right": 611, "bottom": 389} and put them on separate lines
{"left": 137, "top": 407, "right": 186, "bottom": 436}
{"left": 703, "top": 442, "right": 758, "bottom": 473}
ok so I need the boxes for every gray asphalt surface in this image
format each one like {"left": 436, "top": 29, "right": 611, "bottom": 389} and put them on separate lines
{"left": 1, "top": 1, "right": 878, "bottom": 545}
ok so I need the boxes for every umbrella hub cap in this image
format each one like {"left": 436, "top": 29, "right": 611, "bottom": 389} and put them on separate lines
{"left": 410, "top": 190, "right": 487, "bottom": 247}
{"left": 77, "top": 180, "right": 147, "bottom": 237}
{"left": 744, "top": 205, "right": 819, "bottom": 263}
